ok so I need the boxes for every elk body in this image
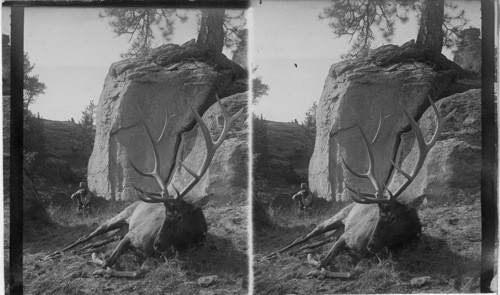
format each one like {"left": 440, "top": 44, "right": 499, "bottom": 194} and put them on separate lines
{"left": 265, "top": 97, "right": 454, "bottom": 279}
{"left": 45, "top": 96, "right": 242, "bottom": 278}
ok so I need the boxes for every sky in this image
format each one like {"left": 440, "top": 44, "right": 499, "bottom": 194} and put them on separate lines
{"left": 2, "top": 7, "right": 236, "bottom": 121}
{"left": 252, "top": 0, "right": 481, "bottom": 122}
{"left": 2, "top": 1, "right": 481, "bottom": 122}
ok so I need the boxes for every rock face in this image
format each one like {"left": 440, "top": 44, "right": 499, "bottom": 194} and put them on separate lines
{"left": 389, "top": 89, "right": 481, "bottom": 205}
{"left": 309, "top": 44, "right": 453, "bottom": 201}
{"left": 453, "top": 28, "right": 481, "bottom": 74}
{"left": 87, "top": 41, "right": 246, "bottom": 200}
{"left": 171, "top": 93, "right": 248, "bottom": 205}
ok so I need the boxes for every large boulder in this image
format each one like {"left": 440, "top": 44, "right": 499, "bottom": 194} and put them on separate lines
{"left": 309, "top": 44, "right": 453, "bottom": 201}
{"left": 88, "top": 41, "right": 246, "bottom": 200}
{"left": 170, "top": 92, "right": 248, "bottom": 205}
{"left": 389, "top": 89, "right": 481, "bottom": 205}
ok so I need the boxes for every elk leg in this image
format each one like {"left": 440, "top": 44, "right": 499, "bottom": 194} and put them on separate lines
{"left": 91, "top": 234, "right": 142, "bottom": 279}
{"left": 99, "top": 233, "right": 133, "bottom": 269}
{"left": 92, "top": 258, "right": 154, "bottom": 279}
{"left": 92, "top": 267, "right": 142, "bottom": 279}
{"left": 306, "top": 268, "right": 361, "bottom": 280}
{"left": 44, "top": 202, "right": 139, "bottom": 260}
{"left": 307, "top": 235, "right": 347, "bottom": 269}
{"left": 264, "top": 204, "right": 354, "bottom": 259}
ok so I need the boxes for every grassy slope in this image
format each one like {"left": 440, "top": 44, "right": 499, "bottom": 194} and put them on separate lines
{"left": 23, "top": 189, "right": 248, "bottom": 295}
{"left": 42, "top": 119, "right": 94, "bottom": 172}
{"left": 254, "top": 187, "right": 481, "bottom": 294}
{"left": 264, "top": 120, "right": 310, "bottom": 170}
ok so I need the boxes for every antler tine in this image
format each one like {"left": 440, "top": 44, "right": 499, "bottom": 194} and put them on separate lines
{"left": 132, "top": 185, "right": 168, "bottom": 203}
{"left": 391, "top": 96, "right": 454, "bottom": 199}
{"left": 177, "top": 96, "right": 244, "bottom": 199}
{"left": 171, "top": 183, "right": 181, "bottom": 199}
{"left": 371, "top": 107, "right": 392, "bottom": 145}
{"left": 157, "top": 105, "right": 179, "bottom": 144}
{"left": 129, "top": 107, "right": 167, "bottom": 202}
{"left": 343, "top": 181, "right": 388, "bottom": 204}
{"left": 214, "top": 94, "right": 245, "bottom": 149}
{"left": 343, "top": 108, "right": 384, "bottom": 197}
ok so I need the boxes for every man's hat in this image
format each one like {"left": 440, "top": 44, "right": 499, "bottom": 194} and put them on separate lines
{"left": 300, "top": 183, "right": 308, "bottom": 189}
{"left": 79, "top": 182, "right": 87, "bottom": 188}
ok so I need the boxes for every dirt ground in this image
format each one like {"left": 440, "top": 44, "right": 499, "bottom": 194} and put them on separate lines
{"left": 22, "top": 187, "right": 249, "bottom": 295}
{"left": 254, "top": 187, "right": 481, "bottom": 294}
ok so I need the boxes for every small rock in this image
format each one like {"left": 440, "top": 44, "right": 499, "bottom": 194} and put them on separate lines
{"left": 411, "top": 276, "right": 433, "bottom": 288}
{"left": 198, "top": 275, "right": 219, "bottom": 287}
{"left": 232, "top": 217, "right": 243, "bottom": 224}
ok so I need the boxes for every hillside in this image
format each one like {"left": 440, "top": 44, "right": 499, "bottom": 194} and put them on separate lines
{"left": 42, "top": 118, "right": 94, "bottom": 174}
{"left": 264, "top": 120, "right": 311, "bottom": 170}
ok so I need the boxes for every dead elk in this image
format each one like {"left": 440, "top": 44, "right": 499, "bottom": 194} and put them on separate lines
{"left": 44, "top": 96, "right": 243, "bottom": 278}
{"left": 264, "top": 97, "right": 455, "bottom": 279}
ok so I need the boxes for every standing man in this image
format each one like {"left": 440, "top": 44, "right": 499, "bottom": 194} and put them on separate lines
{"left": 71, "top": 182, "right": 92, "bottom": 212}
{"left": 292, "top": 183, "right": 313, "bottom": 213}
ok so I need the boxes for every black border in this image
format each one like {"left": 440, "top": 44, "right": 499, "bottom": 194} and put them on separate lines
{"left": 4, "top": 0, "right": 498, "bottom": 294}
{"left": 480, "top": 0, "right": 497, "bottom": 292}
{"left": 3, "top": 0, "right": 249, "bottom": 9}
{"left": 9, "top": 6, "right": 24, "bottom": 295}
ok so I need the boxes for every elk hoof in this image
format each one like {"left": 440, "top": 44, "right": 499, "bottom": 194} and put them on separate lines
{"left": 92, "top": 269, "right": 106, "bottom": 277}
{"left": 307, "top": 254, "right": 320, "bottom": 268}
{"left": 307, "top": 268, "right": 326, "bottom": 279}
{"left": 91, "top": 253, "right": 106, "bottom": 268}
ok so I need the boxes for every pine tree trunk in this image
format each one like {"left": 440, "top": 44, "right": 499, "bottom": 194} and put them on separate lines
{"left": 196, "top": 9, "right": 225, "bottom": 52}
{"left": 415, "top": 0, "right": 444, "bottom": 55}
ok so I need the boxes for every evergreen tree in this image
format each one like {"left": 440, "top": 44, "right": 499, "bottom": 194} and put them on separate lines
{"left": 78, "top": 100, "right": 96, "bottom": 156}
{"left": 23, "top": 53, "right": 46, "bottom": 110}
{"left": 100, "top": 8, "right": 246, "bottom": 57}
{"left": 319, "top": 0, "right": 468, "bottom": 59}
{"left": 252, "top": 66, "right": 269, "bottom": 104}
{"left": 301, "top": 101, "right": 317, "bottom": 156}
{"left": 23, "top": 111, "right": 45, "bottom": 175}
{"left": 23, "top": 52, "right": 47, "bottom": 174}
{"left": 252, "top": 114, "right": 269, "bottom": 178}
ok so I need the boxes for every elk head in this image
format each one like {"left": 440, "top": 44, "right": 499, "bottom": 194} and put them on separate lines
{"left": 129, "top": 96, "right": 243, "bottom": 253}
{"left": 342, "top": 96, "right": 455, "bottom": 254}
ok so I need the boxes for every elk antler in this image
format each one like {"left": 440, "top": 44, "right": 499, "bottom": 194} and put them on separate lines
{"left": 389, "top": 96, "right": 455, "bottom": 199}
{"left": 129, "top": 107, "right": 172, "bottom": 203}
{"left": 130, "top": 95, "right": 243, "bottom": 204}
{"left": 343, "top": 96, "right": 455, "bottom": 204}
{"left": 342, "top": 107, "right": 393, "bottom": 204}
{"left": 177, "top": 95, "right": 244, "bottom": 199}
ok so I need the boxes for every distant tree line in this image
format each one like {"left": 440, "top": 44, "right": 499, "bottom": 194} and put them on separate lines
{"left": 18, "top": 53, "right": 96, "bottom": 185}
